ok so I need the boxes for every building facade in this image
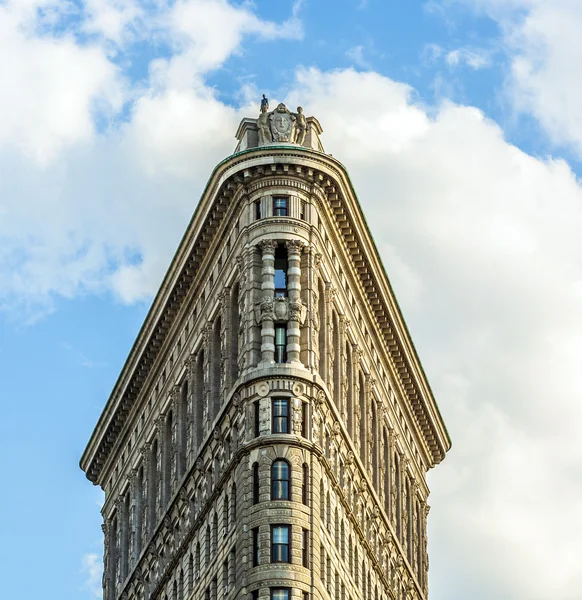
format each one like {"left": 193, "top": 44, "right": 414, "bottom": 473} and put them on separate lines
{"left": 80, "top": 101, "right": 451, "bottom": 600}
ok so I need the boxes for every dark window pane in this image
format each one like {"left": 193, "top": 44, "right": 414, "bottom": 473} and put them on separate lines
{"left": 272, "top": 399, "right": 289, "bottom": 433}
{"left": 271, "top": 525, "right": 290, "bottom": 563}
{"left": 274, "top": 326, "right": 287, "bottom": 363}
{"left": 272, "top": 460, "right": 290, "bottom": 500}
{"left": 274, "top": 197, "right": 288, "bottom": 216}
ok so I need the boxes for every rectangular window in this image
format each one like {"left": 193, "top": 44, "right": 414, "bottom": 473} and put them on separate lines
{"left": 301, "top": 402, "right": 308, "bottom": 438}
{"left": 254, "top": 400, "right": 260, "bottom": 437}
{"left": 274, "top": 326, "right": 287, "bottom": 363}
{"left": 252, "top": 527, "right": 259, "bottom": 566}
{"left": 274, "top": 245, "right": 288, "bottom": 297}
{"left": 253, "top": 463, "right": 260, "bottom": 504}
{"left": 302, "top": 528, "right": 309, "bottom": 567}
{"left": 273, "top": 197, "right": 288, "bottom": 216}
{"left": 271, "top": 525, "right": 290, "bottom": 563}
{"left": 302, "top": 464, "right": 309, "bottom": 505}
{"left": 255, "top": 199, "right": 262, "bottom": 220}
{"left": 252, "top": 592, "right": 259, "bottom": 600}
{"left": 271, "top": 589, "right": 290, "bottom": 600}
{"left": 272, "top": 398, "right": 289, "bottom": 433}
{"left": 300, "top": 201, "right": 306, "bottom": 220}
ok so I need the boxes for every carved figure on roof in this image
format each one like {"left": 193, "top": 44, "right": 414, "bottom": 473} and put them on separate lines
{"left": 293, "top": 106, "right": 307, "bottom": 145}
{"left": 260, "top": 94, "right": 269, "bottom": 113}
{"left": 269, "top": 103, "right": 296, "bottom": 142}
{"left": 257, "top": 109, "right": 272, "bottom": 146}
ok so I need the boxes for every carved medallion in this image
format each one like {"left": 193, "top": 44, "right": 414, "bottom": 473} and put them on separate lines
{"left": 269, "top": 103, "right": 295, "bottom": 142}
{"left": 256, "top": 381, "right": 270, "bottom": 397}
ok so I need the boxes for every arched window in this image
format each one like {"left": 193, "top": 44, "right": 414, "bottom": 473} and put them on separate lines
{"left": 252, "top": 463, "right": 260, "bottom": 504}
{"left": 188, "top": 553, "right": 193, "bottom": 592}
{"left": 271, "top": 459, "right": 290, "bottom": 500}
{"left": 223, "top": 494, "right": 229, "bottom": 531}
{"left": 195, "top": 542, "right": 200, "bottom": 576}
{"left": 205, "top": 525, "right": 210, "bottom": 567}
{"left": 231, "top": 483, "right": 237, "bottom": 521}
{"left": 212, "top": 513, "right": 218, "bottom": 553}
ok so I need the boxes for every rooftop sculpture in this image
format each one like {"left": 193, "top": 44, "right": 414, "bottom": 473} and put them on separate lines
{"left": 235, "top": 95, "right": 323, "bottom": 153}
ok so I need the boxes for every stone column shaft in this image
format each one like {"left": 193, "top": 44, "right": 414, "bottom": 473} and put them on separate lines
{"left": 286, "top": 239, "right": 304, "bottom": 364}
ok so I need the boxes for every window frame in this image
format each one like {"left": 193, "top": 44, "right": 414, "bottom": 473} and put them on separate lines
{"left": 271, "top": 459, "right": 290, "bottom": 501}
{"left": 274, "top": 325, "right": 287, "bottom": 363}
{"left": 252, "top": 527, "right": 259, "bottom": 566}
{"left": 270, "top": 524, "right": 291, "bottom": 563}
{"left": 252, "top": 462, "right": 260, "bottom": 504}
{"left": 272, "top": 398, "right": 289, "bottom": 433}
{"left": 270, "top": 589, "right": 290, "bottom": 600}
{"left": 273, "top": 197, "right": 289, "bottom": 217}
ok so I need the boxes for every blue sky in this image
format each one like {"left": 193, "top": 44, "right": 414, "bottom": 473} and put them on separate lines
{"left": 2, "top": 1, "right": 582, "bottom": 598}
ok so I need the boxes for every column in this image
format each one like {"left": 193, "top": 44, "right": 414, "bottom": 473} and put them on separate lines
{"left": 154, "top": 416, "right": 165, "bottom": 519}
{"left": 259, "top": 239, "right": 276, "bottom": 364}
{"left": 171, "top": 386, "right": 180, "bottom": 492}
{"left": 324, "top": 284, "right": 336, "bottom": 389}
{"left": 117, "top": 493, "right": 129, "bottom": 584}
{"left": 222, "top": 287, "right": 232, "bottom": 390}
{"left": 366, "top": 375, "right": 377, "bottom": 482}
{"left": 128, "top": 469, "right": 140, "bottom": 569}
{"left": 248, "top": 246, "right": 263, "bottom": 367}
{"left": 185, "top": 355, "right": 196, "bottom": 466}
{"left": 102, "top": 519, "right": 113, "bottom": 600}
{"left": 285, "top": 239, "right": 304, "bottom": 364}
{"left": 338, "top": 315, "right": 348, "bottom": 418}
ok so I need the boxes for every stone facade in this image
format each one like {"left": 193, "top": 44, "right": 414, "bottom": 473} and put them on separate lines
{"left": 81, "top": 103, "right": 451, "bottom": 600}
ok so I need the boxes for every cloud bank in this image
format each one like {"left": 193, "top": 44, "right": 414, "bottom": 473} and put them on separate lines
{"left": 2, "top": 2, "right": 581, "bottom": 600}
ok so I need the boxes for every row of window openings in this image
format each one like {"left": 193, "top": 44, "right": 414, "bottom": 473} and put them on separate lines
{"left": 252, "top": 460, "right": 309, "bottom": 504}
{"left": 251, "top": 590, "right": 308, "bottom": 600}
{"left": 252, "top": 526, "right": 309, "bottom": 567}
{"left": 253, "top": 399, "right": 308, "bottom": 436}
{"left": 255, "top": 197, "right": 306, "bottom": 220}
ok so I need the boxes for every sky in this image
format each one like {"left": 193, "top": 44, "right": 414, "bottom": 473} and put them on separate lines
{"left": 1, "top": 0, "right": 582, "bottom": 598}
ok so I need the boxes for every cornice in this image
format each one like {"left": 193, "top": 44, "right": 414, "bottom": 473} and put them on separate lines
{"left": 81, "top": 144, "right": 450, "bottom": 485}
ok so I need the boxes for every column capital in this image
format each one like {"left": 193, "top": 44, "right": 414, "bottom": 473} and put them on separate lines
{"left": 258, "top": 238, "right": 277, "bottom": 254}
{"left": 285, "top": 239, "right": 305, "bottom": 255}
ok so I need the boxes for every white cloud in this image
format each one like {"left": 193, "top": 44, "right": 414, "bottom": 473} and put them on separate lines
{"left": 0, "top": 0, "right": 300, "bottom": 316}
{"left": 287, "top": 67, "right": 582, "bottom": 599}
{"left": 445, "top": 47, "right": 490, "bottom": 69}
{"left": 453, "top": 0, "right": 582, "bottom": 154}
{"left": 0, "top": 2, "right": 124, "bottom": 164}
{"left": 2, "top": 3, "right": 582, "bottom": 598}
{"left": 81, "top": 552, "right": 103, "bottom": 599}
{"left": 346, "top": 45, "right": 371, "bottom": 69}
